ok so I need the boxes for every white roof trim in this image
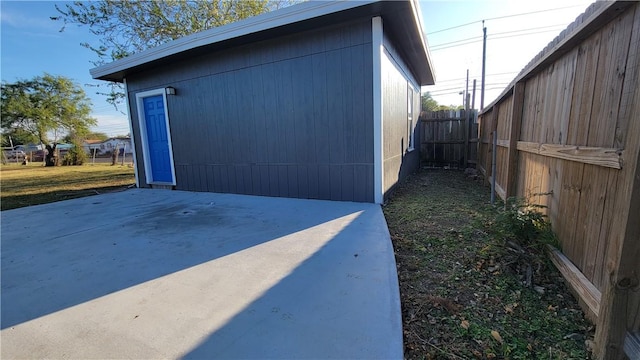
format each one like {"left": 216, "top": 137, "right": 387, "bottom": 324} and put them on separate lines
{"left": 409, "top": 0, "right": 435, "bottom": 83}
{"left": 90, "top": 0, "right": 378, "bottom": 80}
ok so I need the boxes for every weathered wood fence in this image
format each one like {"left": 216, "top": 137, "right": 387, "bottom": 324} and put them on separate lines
{"left": 420, "top": 110, "right": 478, "bottom": 168}
{"left": 477, "top": 2, "right": 639, "bottom": 359}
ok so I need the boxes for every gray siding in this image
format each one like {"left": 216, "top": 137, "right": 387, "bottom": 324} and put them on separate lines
{"left": 128, "top": 19, "right": 374, "bottom": 202}
{"left": 381, "top": 29, "right": 421, "bottom": 198}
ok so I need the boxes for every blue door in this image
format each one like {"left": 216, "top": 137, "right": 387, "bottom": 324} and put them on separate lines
{"left": 143, "top": 95, "right": 174, "bottom": 183}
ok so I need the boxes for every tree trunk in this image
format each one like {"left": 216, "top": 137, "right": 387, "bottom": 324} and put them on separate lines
{"left": 111, "top": 145, "right": 119, "bottom": 166}
{"left": 45, "top": 144, "right": 57, "bottom": 167}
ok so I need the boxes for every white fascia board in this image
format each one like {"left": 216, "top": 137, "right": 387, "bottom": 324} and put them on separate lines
{"left": 90, "top": 0, "right": 377, "bottom": 80}
{"left": 409, "top": 0, "right": 436, "bottom": 84}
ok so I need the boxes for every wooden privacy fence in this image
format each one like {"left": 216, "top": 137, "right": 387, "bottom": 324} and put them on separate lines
{"left": 477, "top": 2, "right": 639, "bottom": 359}
{"left": 419, "top": 110, "right": 478, "bottom": 168}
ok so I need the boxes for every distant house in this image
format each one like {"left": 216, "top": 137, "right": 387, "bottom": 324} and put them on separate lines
{"left": 83, "top": 138, "right": 133, "bottom": 155}
{"left": 82, "top": 139, "right": 103, "bottom": 155}
{"left": 91, "top": 0, "right": 435, "bottom": 203}
{"left": 14, "top": 144, "right": 43, "bottom": 152}
{"left": 102, "top": 137, "right": 133, "bottom": 154}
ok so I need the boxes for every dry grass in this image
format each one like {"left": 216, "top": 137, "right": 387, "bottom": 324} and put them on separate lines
{"left": 1, "top": 163, "right": 135, "bottom": 210}
{"left": 383, "top": 168, "right": 592, "bottom": 359}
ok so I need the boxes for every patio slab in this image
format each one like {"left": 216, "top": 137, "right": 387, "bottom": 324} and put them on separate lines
{"left": 1, "top": 189, "right": 402, "bottom": 359}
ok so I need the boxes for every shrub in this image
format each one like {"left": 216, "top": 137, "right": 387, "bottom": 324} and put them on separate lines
{"left": 495, "top": 197, "right": 557, "bottom": 247}
{"left": 62, "top": 142, "right": 87, "bottom": 166}
{"left": 489, "top": 196, "right": 559, "bottom": 287}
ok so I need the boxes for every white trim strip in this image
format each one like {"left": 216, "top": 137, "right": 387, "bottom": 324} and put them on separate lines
{"left": 372, "top": 16, "right": 384, "bottom": 204}
{"left": 123, "top": 78, "right": 140, "bottom": 188}
{"left": 135, "top": 88, "right": 177, "bottom": 186}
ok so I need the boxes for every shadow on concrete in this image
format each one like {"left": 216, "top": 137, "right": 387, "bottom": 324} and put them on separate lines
{"left": 180, "top": 207, "right": 402, "bottom": 359}
{"left": 0, "top": 189, "right": 365, "bottom": 330}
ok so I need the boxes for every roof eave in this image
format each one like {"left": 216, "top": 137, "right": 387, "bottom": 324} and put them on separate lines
{"left": 90, "top": 1, "right": 377, "bottom": 82}
{"left": 90, "top": 0, "right": 435, "bottom": 85}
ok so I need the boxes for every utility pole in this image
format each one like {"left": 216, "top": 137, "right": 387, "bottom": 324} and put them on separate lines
{"left": 464, "top": 69, "right": 470, "bottom": 168}
{"left": 471, "top": 79, "right": 477, "bottom": 110}
{"left": 481, "top": 21, "right": 487, "bottom": 110}
{"left": 465, "top": 69, "right": 469, "bottom": 112}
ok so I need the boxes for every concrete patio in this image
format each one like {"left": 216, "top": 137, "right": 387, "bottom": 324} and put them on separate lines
{"left": 1, "top": 189, "right": 402, "bottom": 359}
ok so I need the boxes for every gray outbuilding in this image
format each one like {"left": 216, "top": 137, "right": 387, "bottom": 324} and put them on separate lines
{"left": 91, "top": 0, "right": 435, "bottom": 203}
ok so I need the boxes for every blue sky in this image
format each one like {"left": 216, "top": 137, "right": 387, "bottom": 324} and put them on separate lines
{"left": 421, "top": 0, "right": 593, "bottom": 107}
{"left": 1, "top": 1, "right": 130, "bottom": 137}
{"left": 1, "top": 0, "right": 593, "bottom": 137}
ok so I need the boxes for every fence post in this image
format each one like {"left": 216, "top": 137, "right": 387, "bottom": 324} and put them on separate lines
{"left": 505, "top": 82, "right": 525, "bottom": 199}
{"left": 595, "top": 130, "right": 640, "bottom": 359}
{"left": 594, "top": 53, "right": 640, "bottom": 358}
{"left": 477, "top": 109, "right": 490, "bottom": 184}
{"left": 486, "top": 105, "right": 500, "bottom": 199}
{"left": 491, "top": 129, "right": 497, "bottom": 205}
{"left": 464, "top": 90, "right": 471, "bottom": 168}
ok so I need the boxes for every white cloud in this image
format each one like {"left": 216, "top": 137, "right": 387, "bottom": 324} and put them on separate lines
{"left": 92, "top": 113, "right": 130, "bottom": 137}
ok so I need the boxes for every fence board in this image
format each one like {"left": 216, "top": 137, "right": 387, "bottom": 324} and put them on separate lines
{"left": 549, "top": 245, "right": 601, "bottom": 320}
{"left": 578, "top": 166, "right": 609, "bottom": 283}
{"left": 568, "top": 31, "right": 601, "bottom": 146}
{"left": 523, "top": 77, "right": 536, "bottom": 143}
{"left": 556, "top": 160, "right": 584, "bottom": 263}
{"left": 556, "top": 50, "right": 578, "bottom": 144}
{"left": 589, "top": 9, "right": 635, "bottom": 148}
{"left": 516, "top": 141, "right": 622, "bottom": 168}
{"left": 594, "top": 170, "right": 619, "bottom": 288}
{"left": 420, "top": 110, "right": 478, "bottom": 168}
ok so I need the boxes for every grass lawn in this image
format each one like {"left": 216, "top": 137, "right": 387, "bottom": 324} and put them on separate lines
{"left": 384, "top": 169, "right": 592, "bottom": 359}
{"left": 1, "top": 163, "right": 135, "bottom": 211}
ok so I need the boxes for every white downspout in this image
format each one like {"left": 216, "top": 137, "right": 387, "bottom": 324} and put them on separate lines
{"left": 372, "top": 16, "right": 384, "bottom": 204}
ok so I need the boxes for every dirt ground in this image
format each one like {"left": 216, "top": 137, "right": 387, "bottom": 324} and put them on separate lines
{"left": 383, "top": 168, "right": 592, "bottom": 359}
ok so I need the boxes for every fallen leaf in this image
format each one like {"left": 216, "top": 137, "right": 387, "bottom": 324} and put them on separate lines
{"left": 527, "top": 343, "right": 533, "bottom": 351}
{"left": 547, "top": 304, "right": 558, "bottom": 311}
{"left": 491, "top": 330, "right": 503, "bottom": 344}
{"left": 585, "top": 339, "right": 595, "bottom": 352}
{"left": 487, "top": 353, "right": 496, "bottom": 359}
{"left": 472, "top": 349, "right": 482, "bottom": 358}
{"left": 563, "top": 333, "right": 584, "bottom": 341}
{"left": 460, "top": 320, "right": 470, "bottom": 329}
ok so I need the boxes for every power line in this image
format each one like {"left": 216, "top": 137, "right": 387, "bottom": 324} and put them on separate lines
{"left": 426, "top": 83, "right": 511, "bottom": 95}
{"left": 430, "top": 23, "right": 566, "bottom": 49}
{"left": 433, "top": 71, "right": 518, "bottom": 84}
{"left": 431, "top": 28, "right": 566, "bottom": 52}
{"left": 428, "top": 85, "right": 510, "bottom": 95}
{"left": 427, "top": 4, "right": 585, "bottom": 35}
